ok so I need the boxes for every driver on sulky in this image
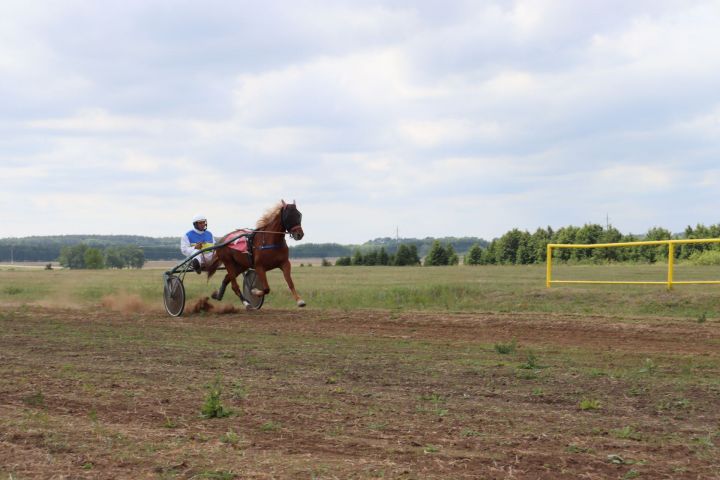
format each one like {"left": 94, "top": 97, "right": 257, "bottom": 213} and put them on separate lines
{"left": 180, "top": 214, "right": 215, "bottom": 274}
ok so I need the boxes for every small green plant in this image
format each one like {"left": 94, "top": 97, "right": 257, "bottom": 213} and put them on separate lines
{"left": 201, "top": 377, "right": 232, "bottom": 419}
{"left": 579, "top": 398, "right": 602, "bottom": 411}
{"left": 260, "top": 421, "right": 281, "bottom": 432}
{"left": 3, "top": 286, "right": 22, "bottom": 295}
{"left": 623, "top": 469, "right": 641, "bottom": 479}
{"left": 531, "top": 387, "right": 544, "bottom": 396}
{"left": 220, "top": 430, "right": 241, "bottom": 446}
{"left": 566, "top": 444, "right": 593, "bottom": 454}
{"left": 639, "top": 358, "right": 657, "bottom": 374}
{"left": 494, "top": 339, "right": 517, "bottom": 354}
{"left": 611, "top": 426, "right": 642, "bottom": 441}
{"left": 423, "top": 444, "right": 439, "bottom": 453}
{"left": 697, "top": 312, "right": 707, "bottom": 323}
{"left": 518, "top": 352, "right": 543, "bottom": 369}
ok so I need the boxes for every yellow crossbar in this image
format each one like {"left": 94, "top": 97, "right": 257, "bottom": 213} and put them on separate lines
{"left": 546, "top": 238, "right": 720, "bottom": 290}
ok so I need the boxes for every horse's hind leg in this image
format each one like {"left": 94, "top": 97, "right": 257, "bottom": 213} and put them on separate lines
{"left": 211, "top": 278, "right": 230, "bottom": 301}
{"left": 280, "top": 260, "right": 305, "bottom": 307}
{"left": 212, "top": 260, "right": 240, "bottom": 302}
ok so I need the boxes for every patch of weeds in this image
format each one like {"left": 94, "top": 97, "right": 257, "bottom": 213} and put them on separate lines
{"left": 656, "top": 397, "right": 690, "bottom": 412}
{"left": 3, "top": 286, "right": 22, "bottom": 295}
{"left": 220, "top": 430, "right": 241, "bottom": 446}
{"left": 260, "top": 421, "right": 281, "bottom": 432}
{"left": 611, "top": 426, "right": 643, "bottom": 441}
{"left": 531, "top": 387, "right": 544, "bottom": 396}
{"left": 81, "top": 462, "right": 94, "bottom": 470}
{"left": 579, "top": 398, "right": 602, "bottom": 411}
{"left": 623, "top": 469, "right": 641, "bottom": 479}
{"left": 697, "top": 312, "right": 707, "bottom": 324}
{"left": 423, "top": 444, "right": 440, "bottom": 454}
{"left": 494, "top": 339, "right": 517, "bottom": 355}
{"left": 518, "top": 352, "right": 545, "bottom": 370}
{"left": 419, "top": 393, "right": 448, "bottom": 417}
{"left": 325, "top": 376, "right": 339, "bottom": 384}
{"left": 589, "top": 369, "right": 607, "bottom": 377}
{"left": 88, "top": 408, "right": 98, "bottom": 422}
{"left": 639, "top": 358, "right": 657, "bottom": 375}
{"left": 691, "top": 433, "right": 716, "bottom": 449}
{"left": 201, "top": 377, "right": 233, "bottom": 419}
{"left": 461, "top": 428, "right": 482, "bottom": 437}
{"left": 22, "top": 391, "right": 45, "bottom": 408}
{"left": 566, "top": 444, "right": 594, "bottom": 454}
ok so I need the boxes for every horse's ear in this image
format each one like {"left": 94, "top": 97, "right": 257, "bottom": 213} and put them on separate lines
{"left": 281, "top": 199, "right": 286, "bottom": 206}
{"left": 293, "top": 199, "right": 296, "bottom": 205}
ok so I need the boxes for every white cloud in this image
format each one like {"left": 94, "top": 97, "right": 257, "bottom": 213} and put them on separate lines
{"left": 2, "top": 1, "right": 720, "bottom": 241}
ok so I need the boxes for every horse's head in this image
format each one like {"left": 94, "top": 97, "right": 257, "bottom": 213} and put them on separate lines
{"left": 281, "top": 202, "right": 304, "bottom": 240}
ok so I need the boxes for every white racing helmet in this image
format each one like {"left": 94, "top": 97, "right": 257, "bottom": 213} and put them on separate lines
{"left": 192, "top": 214, "right": 207, "bottom": 231}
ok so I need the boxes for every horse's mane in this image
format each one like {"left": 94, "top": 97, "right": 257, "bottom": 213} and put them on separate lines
{"left": 255, "top": 201, "right": 284, "bottom": 230}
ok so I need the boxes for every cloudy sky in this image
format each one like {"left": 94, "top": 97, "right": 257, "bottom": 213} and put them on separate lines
{"left": 2, "top": 0, "right": 719, "bottom": 244}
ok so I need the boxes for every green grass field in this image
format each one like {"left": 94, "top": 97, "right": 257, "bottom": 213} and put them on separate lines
{"left": 2, "top": 263, "right": 719, "bottom": 319}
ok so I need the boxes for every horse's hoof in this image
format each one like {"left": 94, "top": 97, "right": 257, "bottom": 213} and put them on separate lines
{"left": 297, "top": 300, "right": 306, "bottom": 307}
{"left": 242, "top": 301, "right": 252, "bottom": 311}
{"left": 211, "top": 291, "right": 220, "bottom": 300}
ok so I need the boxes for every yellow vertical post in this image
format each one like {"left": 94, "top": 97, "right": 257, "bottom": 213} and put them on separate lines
{"left": 546, "top": 245, "right": 552, "bottom": 288}
{"left": 667, "top": 242, "right": 675, "bottom": 290}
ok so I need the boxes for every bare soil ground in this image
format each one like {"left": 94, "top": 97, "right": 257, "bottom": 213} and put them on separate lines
{"left": 1, "top": 303, "right": 719, "bottom": 479}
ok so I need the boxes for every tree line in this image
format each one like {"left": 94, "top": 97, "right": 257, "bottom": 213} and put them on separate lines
{"left": 335, "top": 244, "right": 422, "bottom": 266}
{"left": 329, "top": 223, "right": 720, "bottom": 267}
{"left": 58, "top": 245, "right": 145, "bottom": 269}
{"left": 464, "top": 223, "right": 720, "bottom": 265}
{"left": 0, "top": 235, "right": 180, "bottom": 262}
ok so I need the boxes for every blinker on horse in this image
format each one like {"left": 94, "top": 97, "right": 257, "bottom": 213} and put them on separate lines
{"left": 206, "top": 200, "right": 306, "bottom": 308}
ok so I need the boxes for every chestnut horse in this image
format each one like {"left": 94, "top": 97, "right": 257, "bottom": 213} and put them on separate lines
{"left": 206, "top": 200, "right": 305, "bottom": 308}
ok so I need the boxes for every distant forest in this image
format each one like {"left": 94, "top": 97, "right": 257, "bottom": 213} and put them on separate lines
{"left": 1, "top": 224, "right": 719, "bottom": 264}
{"left": 0, "top": 235, "right": 487, "bottom": 262}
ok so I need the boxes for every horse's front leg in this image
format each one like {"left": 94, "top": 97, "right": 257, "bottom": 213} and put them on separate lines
{"left": 280, "top": 260, "right": 305, "bottom": 307}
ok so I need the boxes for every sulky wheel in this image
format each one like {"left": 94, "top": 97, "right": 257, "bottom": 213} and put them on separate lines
{"left": 242, "top": 269, "right": 265, "bottom": 310}
{"left": 163, "top": 275, "right": 186, "bottom": 317}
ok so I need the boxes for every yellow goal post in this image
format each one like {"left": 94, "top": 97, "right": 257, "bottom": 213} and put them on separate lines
{"left": 546, "top": 238, "right": 720, "bottom": 290}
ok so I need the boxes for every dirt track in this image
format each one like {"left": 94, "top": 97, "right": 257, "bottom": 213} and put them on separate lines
{"left": 1, "top": 304, "right": 719, "bottom": 479}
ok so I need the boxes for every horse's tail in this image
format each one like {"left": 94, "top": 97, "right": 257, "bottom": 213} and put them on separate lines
{"left": 205, "top": 251, "right": 222, "bottom": 281}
